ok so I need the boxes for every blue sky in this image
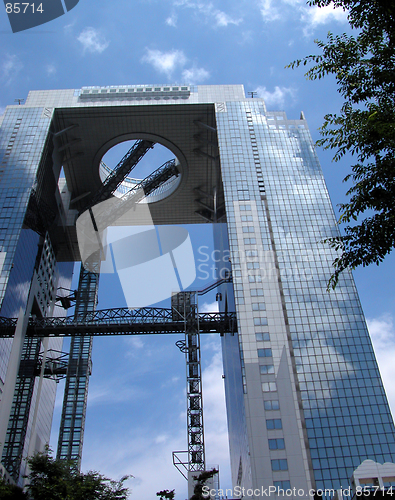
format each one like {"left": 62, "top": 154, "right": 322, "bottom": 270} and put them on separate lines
{"left": 1, "top": 0, "right": 395, "bottom": 498}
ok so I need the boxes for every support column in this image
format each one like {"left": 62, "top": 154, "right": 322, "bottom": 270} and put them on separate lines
{"left": 56, "top": 258, "right": 99, "bottom": 467}
{"left": 172, "top": 292, "right": 205, "bottom": 472}
{"left": 1, "top": 336, "right": 41, "bottom": 481}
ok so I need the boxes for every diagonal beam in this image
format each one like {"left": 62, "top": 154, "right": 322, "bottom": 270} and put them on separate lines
{"left": 85, "top": 140, "right": 155, "bottom": 210}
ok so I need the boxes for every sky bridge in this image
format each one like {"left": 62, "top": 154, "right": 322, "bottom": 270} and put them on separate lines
{"left": 0, "top": 308, "right": 237, "bottom": 338}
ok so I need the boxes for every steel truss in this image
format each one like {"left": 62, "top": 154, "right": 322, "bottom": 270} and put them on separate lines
{"left": 0, "top": 317, "right": 17, "bottom": 337}
{"left": 86, "top": 140, "right": 155, "bottom": 209}
{"left": 2, "top": 337, "right": 41, "bottom": 481}
{"left": 172, "top": 292, "right": 205, "bottom": 472}
{"left": 121, "top": 159, "right": 179, "bottom": 202}
{"left": 56, "top": 258, "right": 99, "bottom": 467}
{"left": 9, "top": 309, "right": 235, "bottom": 338}
{"left": 96, "top": 158, "right": 179, "bottom": 230}
{"left": 0, "top": 310, "right": 236, "bottom": 338}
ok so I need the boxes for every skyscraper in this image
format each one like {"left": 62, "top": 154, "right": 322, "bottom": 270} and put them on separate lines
{"left": 0, "top": 103, "right": 74, "bottom": 483}
{"left": 0, "top": 84, "right": 394, "bottom": 494}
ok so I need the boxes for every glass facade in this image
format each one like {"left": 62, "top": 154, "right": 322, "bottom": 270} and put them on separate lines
{"left": 216, "top": 98, "right": 395, "bottom": 494}
{"left": 0, "top": 103, "right": 73, "bottom": 484}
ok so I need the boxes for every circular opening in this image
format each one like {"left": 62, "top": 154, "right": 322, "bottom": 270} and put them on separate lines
{"left": 100, "top": 140, "right": 181, "bottom": 202}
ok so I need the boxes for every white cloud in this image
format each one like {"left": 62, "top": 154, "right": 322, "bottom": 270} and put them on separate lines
{"left": 64, "top": 19, "right": 76, "bottom": 33}
{"left": 301, "top": 3, "right": 348, "bottom": 28}
{"left": 154, "top": 434, "right": 169, "bottom": 444}
{"left": 77, "top": 27, "right": 109, "bottom": 54}
{"left": 1, "top": 54, "right": 23, "bottom": 85}
{"left": 214, "top": 10, "right": 242, "bottom": 27}
{"left": 46, "top": 64, "right": 56, "bottom": 76}
{"left": 142, "top": 49, "right": 187, "bottom": 79}
{"left": 141, "top": 48, "right": 209, "bottom": 84}
{"left": 87, "top": 379, "right": 139, "bottom": 406}
{"left": 125, "top": 336, "right": 145, "bottom": 351}
{"left": 301, "top": 4, "right": 347, "bottom": 36}
{"left": 174, "top": 1, "right": 242, "bottom": 28}
{"left": 166, "top": 13, "right": 178, "bottom": 26}
{"left": 255, "top": 85, "right": 296, "bottom": 109}
{"left": 256, "top": 0, "right": 348, "bottom": 35}
{"left": 182, "top": 66, "right": 210, "bottom": 83}
{"left": 367, "top": 314, "right": 395, "bottom": 417}
{"left": 200, "top": 300, "right": 219, "bottom": 313}
{"left": 259, "top": 0, "right": 280, "bottom": 22}
{"left": 281, "top": 0, "right": 303, "bottom": 5}
{"left": 240, "top": 30, "right": 254, "bottom": 44}
{"left": 82, "top": 425, "right": 187, "bottom": 499}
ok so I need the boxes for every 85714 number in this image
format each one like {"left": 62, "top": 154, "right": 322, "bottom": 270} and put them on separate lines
{"left": 5, "top": 3, "right": 43, "bottom": 13}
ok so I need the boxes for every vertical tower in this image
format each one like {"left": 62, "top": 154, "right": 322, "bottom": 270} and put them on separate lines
{"left": 0, "top": 105, "right": 73, "bottom": 484}
{"left": 215, "top": 98, "right": 395, "bottom": 493}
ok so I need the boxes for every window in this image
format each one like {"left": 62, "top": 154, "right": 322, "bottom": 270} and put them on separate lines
{"left": 258, "top": 348, "right": 272, "bottom": 358}
{"left": 248, "top": 262, "right": 260, "bottom": 269}
{"left": 256, "top": 332, "right": 270, "bottom": 342}
{"left": 244, "top": 238, "right": 256, "bottom": 244}
{"left": 273, "top": 481, "right": 291, "bottom": 492}
{"left": 271, "top": 459, "right": 288, "bottom": 471}
{"left": 249, "top": 275, "right": 262, "bottom": 283}
{"left": 264, "top": 400, "right": 280, "bottom": 411}
{"left": 252, "top": 302, "right": 265, "bottom": 310}
{"left": 242, "top": 226, "right": 254, "bottom": 233}
{"left": 254, "top": 317, "right": 268, "bottom": 326}
{"left": 260, "top": 365, "right": 274, "bottom": 374}
{"left": 238, "top": 190, "right": 250, "bottom": 201}
{"left": 266, "top": 419, "right": 282, "bottom": 430}
{"left": 269, "top": 438, "right": 285, "bottom": 450}
{"left": 241, "top": 215, "right": 253, "bottom": 222}
{"left": 240, "top": 205, "right": 251, "bottom": 211}
{"left": 246, "top": 250, "right": 258, "bottom": 257}
{"left": 251, "top": 288, "right": 264, "bottom": 296}
{"left": 262, "top": 382, "right": 277, "bottom": 392}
